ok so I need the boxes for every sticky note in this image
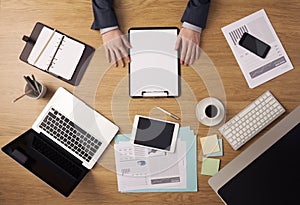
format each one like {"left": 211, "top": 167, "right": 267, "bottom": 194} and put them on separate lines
{"left": 200, "top": 134, "right": 220, "bottom": 155}
{"left": 206, "top": 139, "right": 223, "bottom": 157}
{"left": 201, "top": 157, "right": 220, "bottom": 176}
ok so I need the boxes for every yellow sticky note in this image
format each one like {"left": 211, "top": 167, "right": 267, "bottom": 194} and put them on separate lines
{"left": 200, "top": 134, "right": 220, "bottom": 155}
{"left": 201, "top": 157, "right": 220, "bottom": 176}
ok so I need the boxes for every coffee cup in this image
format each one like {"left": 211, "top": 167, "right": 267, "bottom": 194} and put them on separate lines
{"left": 196, "top": 97, "right": 225, "bottom": 126}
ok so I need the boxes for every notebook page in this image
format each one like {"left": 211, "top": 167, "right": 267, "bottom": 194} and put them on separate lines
{"left": 48, "top": 36, "right": 85, "bottom": 80}
{"left": 27, "top": 27, "right": 63, "bottom": 70}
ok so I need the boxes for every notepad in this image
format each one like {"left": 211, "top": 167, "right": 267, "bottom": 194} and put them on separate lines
{"left": 200, "top": 134, "right": 220, "bottom": 155}
{"left": 206, "top": 139, "right": 223, "bottom": 157}
{"left": 201, "top": 157, "right": 220, "bottom": 176}
{"left": 27, "top": 27, "right": 85, "bottom": 80}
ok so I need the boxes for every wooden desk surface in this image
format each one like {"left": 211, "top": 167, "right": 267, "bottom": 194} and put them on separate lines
{"left": 1, "top": 0, "right": 299, "bottom": 204}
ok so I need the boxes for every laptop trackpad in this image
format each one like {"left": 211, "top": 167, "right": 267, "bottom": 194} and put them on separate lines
{"left": 11, "top": 149, "right": 28, "bottom": 164}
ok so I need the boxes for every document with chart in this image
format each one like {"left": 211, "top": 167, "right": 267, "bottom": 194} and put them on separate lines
{"left": 113, "top": 127, "right": 197, "bottom": 193}
{"left": 221, "top": 9, "right": 293, "bottom": 88}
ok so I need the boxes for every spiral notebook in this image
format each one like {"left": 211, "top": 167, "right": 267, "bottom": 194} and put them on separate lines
{"left": 27, "top": 27, "right": 85, "bottom": 80}
{"left": 20, "top": 22, "right": 95, "bottom": 85}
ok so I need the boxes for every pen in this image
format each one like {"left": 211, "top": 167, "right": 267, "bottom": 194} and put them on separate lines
{"left": 156, "top": 106, "right": 180, "bottom": 120}
{"left": 31, "top": 74, "right": 41, "bottom": 93}
{"left": 23, "top": 76, "right": 38, "bottom": 94}
{"left": 12, "top": 89, "right": 33, "bottom": 103}
{"left": 33, "top": 29, "right": 56, "bottom": 64}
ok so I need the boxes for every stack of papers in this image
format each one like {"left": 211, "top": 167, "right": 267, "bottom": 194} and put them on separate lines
{"left": 114, "top": 127, "right": 197, "bottom": 193}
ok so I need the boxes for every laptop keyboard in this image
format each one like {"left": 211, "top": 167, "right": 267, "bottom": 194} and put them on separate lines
{"left": 39, "top": 107, "right": 102, "bottom": 162}
{"left": 32, "top": 136, "right": 83, "bottom": 179}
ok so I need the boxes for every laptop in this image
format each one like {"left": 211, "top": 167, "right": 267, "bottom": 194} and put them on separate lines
{"left": 2, "top": 87, "right": 119, "bottom": 197}
{"left": 208, "top": 105, "right": 300, "bottom": 205}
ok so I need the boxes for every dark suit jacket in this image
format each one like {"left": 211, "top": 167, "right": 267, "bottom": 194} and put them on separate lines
{"left": 91, "top": 0, "right": 210, "bottom": 30}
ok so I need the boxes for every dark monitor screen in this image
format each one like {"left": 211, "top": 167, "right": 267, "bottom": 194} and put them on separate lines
{"left": 218, "top": 123, "right": 300, "bottom": 205}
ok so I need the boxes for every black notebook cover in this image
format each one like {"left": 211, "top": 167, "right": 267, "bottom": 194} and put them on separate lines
{"left": 20, "top": 22, "right": 95, "bottom": 86}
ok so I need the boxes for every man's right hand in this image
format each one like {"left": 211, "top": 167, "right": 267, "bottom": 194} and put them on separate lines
{"left": 102, "top": 29, "right": 131, "bottom": 67}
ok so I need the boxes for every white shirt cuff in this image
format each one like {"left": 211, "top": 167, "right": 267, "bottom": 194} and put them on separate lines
{"left": 100, "top": 26, "right": 119, "bottom": 34}
{"left": 182, "top": 22, "right": 202, "bottom": 33}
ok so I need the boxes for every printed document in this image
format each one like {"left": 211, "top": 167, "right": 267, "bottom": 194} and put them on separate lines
{"left": 221, "top": 9, "right": 293, "bottom": 88}
{"left": 114, "top": 140, "right": 186, "bottom": 192}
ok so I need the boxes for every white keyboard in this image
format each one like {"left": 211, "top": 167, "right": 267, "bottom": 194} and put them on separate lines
{"left": 218, "top": 91, "right": 285, "bottom": 150}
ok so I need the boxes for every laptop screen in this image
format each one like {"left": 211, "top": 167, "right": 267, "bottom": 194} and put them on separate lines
{"left": 218, "top": 123, "right": 300, "bottom": 205}
{"left": 2, "top": 129, "right": 89, "bottom": 197}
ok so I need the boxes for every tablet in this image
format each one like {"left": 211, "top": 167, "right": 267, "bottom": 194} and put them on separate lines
{"left": 131, "top": 115, "right": 179, "bottom": 152}
{"left": 128, "top": 27, "right": 180, "bottom": 97}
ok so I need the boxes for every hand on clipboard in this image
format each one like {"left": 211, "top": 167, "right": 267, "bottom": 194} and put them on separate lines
{"left": 102, "top": 27, "right": 201, "bottom": 67}
{"left": 175, "top": 27, "right": 201, "bottom": 66}
{"left": 102, "top": 29, "right": 131, "bottom": 67}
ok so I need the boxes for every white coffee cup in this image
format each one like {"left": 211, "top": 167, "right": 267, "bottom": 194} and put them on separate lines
{"left": 196, "top": 97, "right": 225, "bottom": 126}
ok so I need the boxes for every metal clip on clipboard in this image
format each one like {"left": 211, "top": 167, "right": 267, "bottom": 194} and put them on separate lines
{"left": 141, "top": 91, "right": 169, "bottom": 97}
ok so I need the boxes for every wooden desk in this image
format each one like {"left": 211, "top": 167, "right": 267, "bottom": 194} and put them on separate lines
{"left": 0, "top": 0, "right": 299, "bottom": 204}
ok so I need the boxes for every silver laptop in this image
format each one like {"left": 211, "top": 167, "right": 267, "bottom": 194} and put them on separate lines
{"left": 2, "top": 87, "right": 119, "bottom": 196}
{"left": 208, "top": 105, "right": 300, "bottom": 205}
{"left": 32, "top": 87, "right": 119, "bottom": 169}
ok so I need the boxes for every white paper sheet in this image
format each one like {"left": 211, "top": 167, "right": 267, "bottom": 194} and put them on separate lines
{"left": 221, "top": 9, "right": 293, "bottom": 88}
{"left": 114, "top": 140, "right": 186, "bottom": 192}
{"left": 129, "top": 29, "right": 179, "bottom": 97}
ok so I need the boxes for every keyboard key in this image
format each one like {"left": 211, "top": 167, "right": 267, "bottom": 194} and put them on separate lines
{"left": 38, "top": 107, "right": 102, "bottom": 163}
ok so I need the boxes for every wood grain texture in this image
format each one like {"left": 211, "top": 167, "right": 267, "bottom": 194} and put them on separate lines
{"left": 0, "top": 0, "right": 299, "bottom": 204}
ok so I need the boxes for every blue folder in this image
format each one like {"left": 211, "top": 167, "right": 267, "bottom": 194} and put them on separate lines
{"left": 114, "top": 126, "right": 197, "bottom": 192}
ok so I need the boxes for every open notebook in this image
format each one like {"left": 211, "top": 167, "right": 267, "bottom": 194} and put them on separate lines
{"left": 27, "top": 26, "right": 85, "bottom": 80}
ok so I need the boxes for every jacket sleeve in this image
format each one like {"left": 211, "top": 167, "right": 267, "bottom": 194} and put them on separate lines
{"left": 181, "top": 0, "right": 211, "bottom": 29}
{"left": 91, "top": 0, "right": 119, "bottom": 30}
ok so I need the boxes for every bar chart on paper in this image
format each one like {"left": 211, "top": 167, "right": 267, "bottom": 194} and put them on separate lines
{"left": 228, "top": 25, "right": 248, "bottom": 45}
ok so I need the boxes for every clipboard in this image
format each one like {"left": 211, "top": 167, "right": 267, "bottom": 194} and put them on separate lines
{"left": 19, "top": 22, "right": 95, "bottom": 86}
{"left": 128, "top": 27, "right": 180, "bottom": 97}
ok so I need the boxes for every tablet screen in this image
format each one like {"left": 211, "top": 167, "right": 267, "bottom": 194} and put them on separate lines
{"left": 132, "top": 116, "right": 179, "bottom": 152}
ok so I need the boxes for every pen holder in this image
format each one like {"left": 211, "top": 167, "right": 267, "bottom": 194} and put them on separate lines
{"left": 24, "top": 81, "right": 47, "bottom": 99}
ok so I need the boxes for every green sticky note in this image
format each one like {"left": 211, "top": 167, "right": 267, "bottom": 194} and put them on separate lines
{"left": 201, "top": 157, "right": 220, "bottom": 176}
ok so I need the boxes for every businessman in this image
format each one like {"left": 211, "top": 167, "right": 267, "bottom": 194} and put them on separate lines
{"left": 91, "top": 0, "right": 210, "bottom": 67}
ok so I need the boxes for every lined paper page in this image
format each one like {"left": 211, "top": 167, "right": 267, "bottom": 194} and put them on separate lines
{"left": 27, "top": 26, "right": 85, "bottom": 80}
{"left": 28, "top": 27, "right": 63, "bottom": 70}
{"left": 48, "top": 36, "right": 85, "bottom": 80}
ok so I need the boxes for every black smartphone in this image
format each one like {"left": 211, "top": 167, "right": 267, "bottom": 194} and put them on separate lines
{"left": 238, "top": 32, "right": 271, "bottom": 58}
